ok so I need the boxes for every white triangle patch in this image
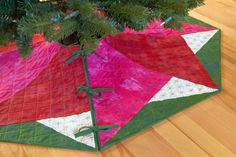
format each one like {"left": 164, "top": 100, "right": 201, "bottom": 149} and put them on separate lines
{"left": 38, "top": 111, "right": 96, "bottom": 148}
{"left": 148, "top": 77, "right": 218, "bottom": 102}
{"left": 182, "top": 30, "right": 218, "bottom": 54}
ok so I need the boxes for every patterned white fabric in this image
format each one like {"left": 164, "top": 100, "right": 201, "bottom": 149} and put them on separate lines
{"left": 38, "top": 111, "right": 95, "bottom": 148}
{"left": 182, "top": 30, "right": 218, "bottom": 54}
{"left": 149, "top": 77, "right": 218, "bottom": 102}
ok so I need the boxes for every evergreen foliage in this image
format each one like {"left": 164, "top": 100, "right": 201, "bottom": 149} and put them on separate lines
{"left": 0, "top": 0, "right": 204, "bottom": 57}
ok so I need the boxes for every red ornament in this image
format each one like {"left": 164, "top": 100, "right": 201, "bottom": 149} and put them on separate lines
{"left": 95, "top": 9, "right": 105, "bottom": 17}
{"left": 66, "top": 9, "right": 73, "bottom": 16}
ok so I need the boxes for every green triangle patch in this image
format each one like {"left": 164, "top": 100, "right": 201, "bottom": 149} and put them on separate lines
{"left": 0, "top": 122, "right": 96, "bottom": 151}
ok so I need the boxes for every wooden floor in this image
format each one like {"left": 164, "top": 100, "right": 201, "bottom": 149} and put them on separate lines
{"left": 0, "top": 0, "right": 236, "bottom": 156}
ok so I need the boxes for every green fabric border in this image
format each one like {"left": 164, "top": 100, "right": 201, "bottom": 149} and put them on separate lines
{"left": 183, "top": 16, "right": 215, "bottom": 28}
{"left": 0, "top": 122, "right": 96, "bottom": 151}
{"left": 196, "top": 30, "right": 222, "bottom": 88}
{"left": 0, "top": 16, "right": 221, "bottom": 151}
{"left": 101, "top": 16, "right": 221, "bottom": 150}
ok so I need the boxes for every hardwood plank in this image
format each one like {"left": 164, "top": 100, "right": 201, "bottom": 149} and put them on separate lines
{"left": 153, "top": 121, "right": 210, "bottom": 157}
{"left": 184, "top": 98, "right": 236, "bottom": 154}
{"left": 0, "top": 143, "right": 103, "bottom": 157}
{"left": 170, "top": 114, "right": 236, "bottom": 157}
{"left": 120, "top": 128, "right": 183, "bottom": 157}
{"left": 101, "top": 144, "right": 133, "bottom": 157}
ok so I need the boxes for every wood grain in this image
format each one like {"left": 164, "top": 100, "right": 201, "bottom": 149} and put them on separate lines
{"left": 0, "top": 0, "right": 236, "bottom": 156}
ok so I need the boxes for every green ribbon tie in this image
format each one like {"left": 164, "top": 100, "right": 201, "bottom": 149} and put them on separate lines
{"left": 78, "top": 86, "right": 113, "bottom": 97}
{"left": 66, "top": 48, "right": 114, "bottom": 149}
{"left": 66, "top": 49, "right": 94, "bottom": 64}
{"left": 160, "top": 16, "right": 173, "bottom": 26}
{"left": 75, "top": 125, "right": 119, "bottom": 138}
{"left": 64, "top": 10, "right": 79, "bottom": 20}
{"left": 164, "top": 16, "right": 173, "bottom": 25}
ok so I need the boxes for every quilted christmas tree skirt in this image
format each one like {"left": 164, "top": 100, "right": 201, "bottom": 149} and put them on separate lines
{"left": 0, "top": 17, "right": 221, "bottom": 151}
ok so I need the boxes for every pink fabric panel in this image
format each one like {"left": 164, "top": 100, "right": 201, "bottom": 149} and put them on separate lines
{"left": 0, "top": 42, "right": 61, "bottom": 104}
{"left": 88, "top": 41, "right": 171, "bottom": 146}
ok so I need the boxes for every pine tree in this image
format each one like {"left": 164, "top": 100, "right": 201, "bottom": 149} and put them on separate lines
{"left": 0, "top": 0, "right": 204, "bottom": 57}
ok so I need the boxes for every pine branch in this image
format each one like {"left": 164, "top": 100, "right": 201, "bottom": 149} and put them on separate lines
{"left": 0, "top": 0, "right": 205, "bottom": 57}
{"left": 16, "top": 34, "right": 32, "bottom": 57}
{"left": 45, "top": 19, "right": 78, "bottom": 42}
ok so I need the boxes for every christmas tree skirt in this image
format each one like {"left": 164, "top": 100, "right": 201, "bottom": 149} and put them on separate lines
{"left": 0, "top": 17, "right": 221, "bottom": 151}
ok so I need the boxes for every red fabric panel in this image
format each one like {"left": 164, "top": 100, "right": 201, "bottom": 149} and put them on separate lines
{"left": 105, "top": 33, "right": 217, "bottom": 89}
{"left": 0, "top": 46, "right": 90, "bottom": 126}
